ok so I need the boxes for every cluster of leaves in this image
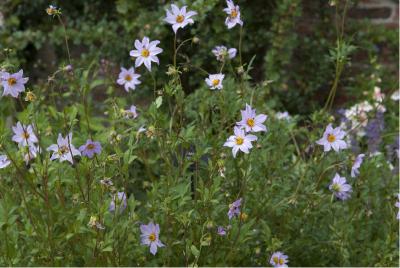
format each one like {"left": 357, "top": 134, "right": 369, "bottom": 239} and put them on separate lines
{"left": 0, "top": 0, "right": 398, "bottom": 266}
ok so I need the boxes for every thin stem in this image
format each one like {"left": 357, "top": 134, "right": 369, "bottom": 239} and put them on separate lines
{"left": 57, "top": 15, "right": 72, "bottom": 64}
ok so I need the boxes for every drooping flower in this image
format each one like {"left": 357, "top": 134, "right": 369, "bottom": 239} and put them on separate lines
{"left": 116, "top": 67, "right": 141, "bottom": 92}
{"left": 217, "top": 226, "right": 227, "bottom": 236}
{"left": 237, "top": 104, "right": 267, "bottom": 133}
{"left": 123, "top": 105, "right": 138, "bottom": 119}
{"left": 164, "top": 4, "right": 197, "bottom": 33}
{"left": 351, "top": 153, "right": 365, "bottom": 177}
{"left": 224, "top": 126, "right": 257, "bottom": 157}
{"left": 205, "top": 73, "right": 224, "bottom": 90}
{"left": 129, "top": 37, "right": 163, "bottom": 71}
{"left": 12, "top": 122, "right": 38, "bottom": 147}
{"left": 0, "top": 155, "right": 11, "bottom": 169}
{"left": 47, "top": 133, "right": 81, "bottom": 164}
{"left": 316, "top": 124, "right": 347, "bottom": 152}
{"left": 23, "top": 145, "right": 41, "bottom": 165}
{"left": 270, "top": 251, "right": 289, "bottom": 267}
{"left": 140, "top": 222, "right": 165, "bottom": 255}
{"left": 109, "top": 192, "right": 127, "bottom": 213}
{"left": 212, "top": 45, "right": 237, "bottom": 62}
{"left": 1, "top": 70, "right": 29, "bottom": 98}
{"left": 79, "top": 139, "right": 102, "bottom": 158}
{"left": 276, "top": 111, "right": 291, "bottom": 120}
{"left": 223, "top": 0, "right": 243, "bottom": 29}
{"left": 329, "top": 173, "right": 352, "bottom": 201}
{"left": 227, "top": 198, "right": 242, "bottom": 219}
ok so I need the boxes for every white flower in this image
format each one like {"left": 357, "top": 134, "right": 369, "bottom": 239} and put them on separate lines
{"left": 373, "top": 86, "right": 385, "bottom": 102}
{"left": 237, "top": 104, "right": 267, "bottom": 132}
{"left": 47, "top": 133, "right": 81, "bottom": 164}
{"left": 223, "top": 0, "right": 243, "bottom": 29}
{"left": 164, "top": 4, "right": 197, "bottom": 33}
{"left": 276, "top": 111, "right": 291, "bottom": 120}
{"left": 351, "top": 153, "right": 365, "bottom": 177}
{"left": 223, "top": 126, "right": 257, "bottom": 157}
{"left": 391, "top": 90, "right": 400, "bottom": 101}
{"left": 0, "top": 155, "right": 11, "bottom": 169}
{"left": 316, "top": 123, "right": 347, "bottom": 152}
{"left": 1, "top": 70, "right": 29, "bottom": 98}
{"left": 212, "top": 45, "right": 237, "bottom": 62}
{"left": 124, "top": 105, "right": 138, "bottom": 119}
{"left": 205, "top": 73, "right": 224, "bottom": 90}
{"left": 129, "top": 37, "right": 163, "bottom": 71}
{"left": 270, "top": 251, "right": 289, "bottom": 267}
{"left": 116, "top": 67, "right": 141, "bottom": 92}
{"left": 12, "top": 122, "right": 38, "bottom": 147}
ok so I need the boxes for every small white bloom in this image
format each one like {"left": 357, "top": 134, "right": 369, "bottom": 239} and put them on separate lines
{"left": 237, "top": 104, "right": 267, "bottom": 133}
{"left": 116, "top": 67, "right": 141, "bottom": 92}
{"left": 391, "top": 90, "right": 400, "bottom": 101}
{"left": 205, "top": 73, "right": 224, "bottom": 90}
{"left": 164, "top": 4, "right": 197, "bottom": 33}
{"left": 12, "top": 122, "right": 38, "bottom": 147}
{"left": 0, "top": 155, "right": 11, "bottom": 169}
{"left": 129, "top": 37, "right": 163, "bottom": 71}
{"left": 223, "top": 0, "right": 243, "bottom": 29}
{"left": 212, "top": 45, "right": 237, "bottom": 62}
{"left": 276, "top": 111, "right": 291, "bottom": 120}
{"left": 47, "top": 133, "right": 81, "bottom": 164}
{"left": 124, "top": 105, "right": 138, "bottom": 119}
{"left": 223, "top": 126, "right": 257, "bottom": 157}
{"left": 373, "top": 86, "right": 385, "bottom": 102}
{"left": 316, "top": 123, "right": 347, "bottom": 152}
{"left": 1, "top": 70, "right": 29, "bottom": 98}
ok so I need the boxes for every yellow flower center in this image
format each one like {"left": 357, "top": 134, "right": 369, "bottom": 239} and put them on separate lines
{"left": 332, "top": 183, "right": 341, "bottom": 192}
{"left": 148, "top": 233, "right": 156, "bottom": 242}
{"left": 279, "top": 258, "right": 284, "bottom": 265}
{"left": 125, "top": 75, "right": 132, "bottom": 81}
{"left": 235, "top": 137, "right": 244, "bottom": 145}
{"left": 230, "top": 9, "right": 238, "bottom": 19}
{"left": 141, "top": 49, "right": 150, "bottom": 58}
{"left": 246, "top": 118, "right": 255, "bottom": 127}
{"left": 86, "top": 143, "right": 95, "bottom": 150}
{"left": 273, "top": 257, "right": 279, "bottom": 265}
{"left": 327, "top": 134, "right": 336, "bottom": 143}
{"left": 176, "top": 15, "right": 185, "bottom": 23}
{"left": 212, "top": 79, "right": 220, "bottom": 86}
{"left": 21, "top": 131, "right": 30, "bottom": 140}
{"left": 7, "top": 77, "right": 17, "bottom": 86}
{"left": 58, "top": 145, "right": 69, "bottom": 155}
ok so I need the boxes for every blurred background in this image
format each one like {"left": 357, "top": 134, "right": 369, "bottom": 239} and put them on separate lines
{"left": 0, "top": 0, "right": 398, "bottom": 114}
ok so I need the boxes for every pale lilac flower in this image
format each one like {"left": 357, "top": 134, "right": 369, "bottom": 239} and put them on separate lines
{"left": 351, "top": 154, "right": 365, "bottom": 177}
{"left": 390, "top": 90, "right": 399, "bottom": 101}
{"left": 12, "top": 122, "right": 38, "bottom": 147}
{"left": 395, "top": 194, "right": 400, "bottom": 220}
{"left": 140, "top": 222, "right": 165, "bottom": 255}
{"left": 124, "top": 105, "right": 138, "bottom": 119}
{"left": 212, "top": 45, "right": 237, "bottom": 62}
{"left": 329, "top": 173, "right": 352, "bottom": 201}
{"left": 0, "top": 155, "right": 11, "bottom": 169}
{"left": 47, "top": 133, "right": 81, "bottom": 164}
{"left": 227, "top": 198, "right": 242, "bottom": 219}
{"left": 23, "top": 145, "right": 41, "bottom": 165}
{"left": 116, "top": 67, "right": 141, "bottom": 92}
{"left": 223, "top": 0, "right": 243, "bottom": 29}
{"left": 1, "top": 70, "right": 29, "bottom": 98}
{"left": 129, "top": 37, "right": 163, "bottom": 71}
{"left": 217, "top": 226, "right": 226, "bottom": 236}
{"left": 205, "top": 73, "right": 224, "bottom": 90}
{"left": 224, "top": 126, "right": 257, "bottom": 157}
{"left": 164, "top": 4, "right": 197, "bottom": 33}
{"left": 316, "top": 124, "right": 347, "bottom": 152}
{"left": 79, "top": 139, "right": 102, "bottom": 158}
{"left": 276, "top": 111, "right": 291, "bottom": 120}
{"left": 237, "top": 104, "right": 267, "bottom": 132}
{"left": 270, "top": 251, "right": 289, "bottom": 267}
{"left": 109, "top": 192, "right": 127, "bottom": 213}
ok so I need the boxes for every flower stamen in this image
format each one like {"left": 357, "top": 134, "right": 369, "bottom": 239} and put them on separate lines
{"left": 327, "top": 134, "right": 336, "bottom": 143}
{"left": 7, "top": 77, "right": 17, "bottom": 86}
{"left": 235, "top": 137, "right": 244, "bottom": 145}
{"left": 176, "top": 15, "right": 184, "bottom": 23}
{"left": 141, "top": 49, "right": 150, "bottom": 58}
